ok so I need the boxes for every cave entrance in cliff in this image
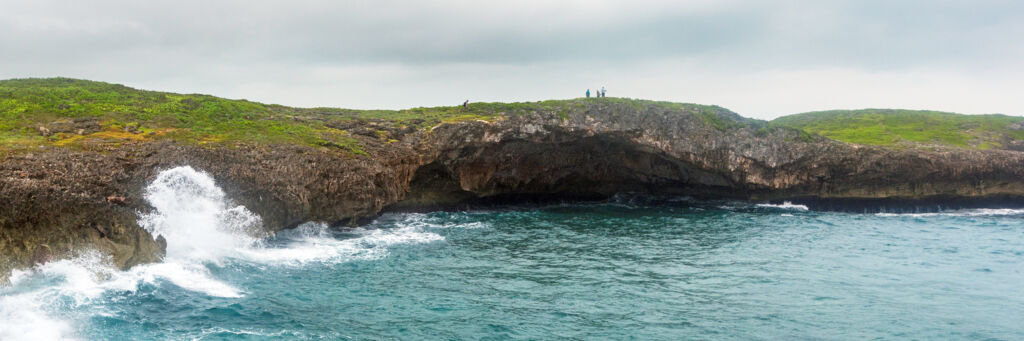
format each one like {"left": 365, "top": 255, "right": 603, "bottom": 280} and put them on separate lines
{"left": 390, "top": 133, "right": 739, "bottom": 211}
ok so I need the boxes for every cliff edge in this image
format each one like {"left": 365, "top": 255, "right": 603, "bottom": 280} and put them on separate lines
{"left": 3, "top": 78, "right": 1024, "bottom": 277}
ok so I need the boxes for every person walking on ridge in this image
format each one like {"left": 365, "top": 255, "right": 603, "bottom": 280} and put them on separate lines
{"left": 601, "top": 86, "right": 606, "bottom": 98}
{"left": 463, "top": 100, "right": 469, "bottom": 110}
{"left": 586, "top": 89, "right": 591, "bottom": 98}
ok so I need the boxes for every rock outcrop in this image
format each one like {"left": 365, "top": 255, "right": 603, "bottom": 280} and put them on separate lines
{"left": 3, "top": 99, "right": 1024, "bottom": 277}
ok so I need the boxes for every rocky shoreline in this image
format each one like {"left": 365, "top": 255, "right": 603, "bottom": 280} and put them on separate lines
{"left": 3, "top": 99, "right": 1024, "bottom": 278}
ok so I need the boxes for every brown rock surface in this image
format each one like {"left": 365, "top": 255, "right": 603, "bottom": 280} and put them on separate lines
{"left": 3, "top": 100, "right": 1024, "bottom": 278}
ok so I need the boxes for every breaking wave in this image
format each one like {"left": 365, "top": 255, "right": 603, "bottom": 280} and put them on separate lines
{"left": 0, "top": 166, "right": 444, "bottom": 340}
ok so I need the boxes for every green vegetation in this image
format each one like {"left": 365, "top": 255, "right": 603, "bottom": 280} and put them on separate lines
{"left": 303, "top": 102, "right": 510, "bottom": 130}
{"left": 0, "top": 78, "right": 513, "bottom": 154}
{"left": 773, "top": 109, "right": 1024, "bottom": 149}
{"left": 604, "top": 97, "right": 746, "bottom": 131}
{"left": 30, "top": 78, "right": 1011, "bottom": 156}
{"left": 0, "top": 78, "right": 364, "bottom": 154}
{"left": 692, "top": 106, "right": 744, "bottom": 131}
{"left": 5, "top": 78, "right": 654, "bottom": 155}
{"left": 0, "top": 78, "right": 755, "bottom": 155}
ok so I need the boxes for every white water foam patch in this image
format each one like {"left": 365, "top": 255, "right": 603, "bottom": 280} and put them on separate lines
{"left": 133, "top": 166, "right": 443, "bottom": 290}
{"left": 123, "top": 165, "right": 270, "bottom": 297}
{"left": 756, "top": 201, "right": 810, "bottom": 211}
{"left": 0, "top": 293, "right": 77, "bottom": 341}
{"left": 125, "top": 263, "right": 242, "bottom": 298}
{"left": 876, "top": 208, "right": 1024, "bottom": 218}
{"left": 237, "top": 220, "right": 444, "bottom": 266}
{"left": 138, "top": 166, "right": 263, "bottom": 262}
{"left": 132, "top": 166, "right": 443, "bottom": 287}
{"left": 1, "top": 167, "right": 452, "bottom": 338}
{"left": 198, "top": 327, "right": 297, "bottom": 339}
{"left": 0, "top": 166, "right": 272, "bottom": 339}
{"left": 0, "top": 251, "right": 114, "bottom": 341}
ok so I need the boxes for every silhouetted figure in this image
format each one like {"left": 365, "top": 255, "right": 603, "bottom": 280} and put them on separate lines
{"left": 463, "top": 100, "right": 469, "bottom": 109}
{"left": 586, "top": 89, "right": 591, "bottom": 98}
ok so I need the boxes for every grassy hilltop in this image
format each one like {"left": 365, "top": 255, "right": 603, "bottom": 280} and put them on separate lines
{"left": 3, "top": 78, "right": 1023, "bottom": 154}
{"left": 0, "top": 78, "right": 501, "bottom": 154}
{"left": 772, "top": 109, "right": 1024, "bottom": 150}
{"left": 0, "top": 78, "right": 735, "bottom": 154}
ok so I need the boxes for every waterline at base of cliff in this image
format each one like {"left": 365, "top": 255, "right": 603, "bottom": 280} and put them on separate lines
{"left": 7, "top": 86, "right": 1024, "bottom": 279}
{"left": 2, "top": 167, "right": 1023, "bottom": 339}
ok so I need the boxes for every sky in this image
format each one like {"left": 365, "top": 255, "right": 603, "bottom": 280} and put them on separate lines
{"left": 2, "top": 0, "right": 1023, "bottom": 119}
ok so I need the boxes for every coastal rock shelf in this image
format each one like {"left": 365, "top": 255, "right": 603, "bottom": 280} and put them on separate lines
{"left": 3, "top": 79, "right": 1024, "bottom": 277}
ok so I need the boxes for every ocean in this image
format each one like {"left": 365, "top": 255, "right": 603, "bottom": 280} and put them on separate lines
{"left": 2, "top": 167, "right": 1023, "bottom": 340}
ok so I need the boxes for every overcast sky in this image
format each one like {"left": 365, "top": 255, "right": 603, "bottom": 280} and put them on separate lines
{"left": 2, "top": 0, "right": 1022, "bottom": 119}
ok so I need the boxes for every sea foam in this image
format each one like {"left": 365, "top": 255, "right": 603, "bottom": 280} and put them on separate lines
{"left": 0, "top": 166, "right": 445, "bottom": 340}
{"left": 237, "top": 221, "right": 443, "bottom": 266}
{"left": 138, "top": 166, "right": 263, "bottom": 263}
{"left": 756, "top": 201, "right": 810, "bottom": 211}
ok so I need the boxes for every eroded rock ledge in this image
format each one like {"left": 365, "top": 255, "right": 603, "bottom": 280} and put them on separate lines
{"left": 3, "top": 101, "right": 1024, "bottom": 276}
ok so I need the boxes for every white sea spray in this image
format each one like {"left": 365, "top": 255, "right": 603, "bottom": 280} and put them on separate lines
{"left": 0, "top": 166, "right": 447, "bottom": 339}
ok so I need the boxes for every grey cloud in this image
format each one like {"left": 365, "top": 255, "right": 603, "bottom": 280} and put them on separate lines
{"left": 3, "top": 0, "right": 1021, "bottom": 67}
{"left": 1, "top": 0, "right": 1022, "bottom": 117}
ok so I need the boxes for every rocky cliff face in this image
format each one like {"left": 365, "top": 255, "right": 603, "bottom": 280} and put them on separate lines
{"left": 401, "top": 101, "right": 1024, "bottom": 206}
{"left": 3, "top": 100, "right": 1024, "bottom": 277}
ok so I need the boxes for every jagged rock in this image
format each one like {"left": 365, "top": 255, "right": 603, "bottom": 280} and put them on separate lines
{"left": 3, "top": 101, "right": 1024, "bottom": 278}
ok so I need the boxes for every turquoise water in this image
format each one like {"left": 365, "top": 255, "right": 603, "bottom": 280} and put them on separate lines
{"left": 2, "top": 168, "right": 1024, "bottom": 340}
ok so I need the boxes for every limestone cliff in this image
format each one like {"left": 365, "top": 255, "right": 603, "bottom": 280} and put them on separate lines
{"left": 3, "top": 90, "right": 1024, "bottom": 278}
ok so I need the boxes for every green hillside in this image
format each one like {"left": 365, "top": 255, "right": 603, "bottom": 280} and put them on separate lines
{"left": 9, "top": 78, "right": 1017, "bottom": 155}
{"left": 0, "top": 78, "right": 345, "bottom": 153}
{"left": 0, "top": 78, "right": 512, "bottom": 154}
{"left": 772, "top": 109, "right": 1024, "bottom": 149}
{"left": 0, "top": 78, "right": 739, "bottom": 155}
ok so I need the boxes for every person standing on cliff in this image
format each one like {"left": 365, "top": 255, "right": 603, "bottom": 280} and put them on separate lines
{"left": 586, "top": 89, "right": 591, "bottom": 98}
{"left": 601, "top": 86, "right": 606, "bottom": 97}
{"left": 463, "top": 100, "right": 469, "bottom": 110}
